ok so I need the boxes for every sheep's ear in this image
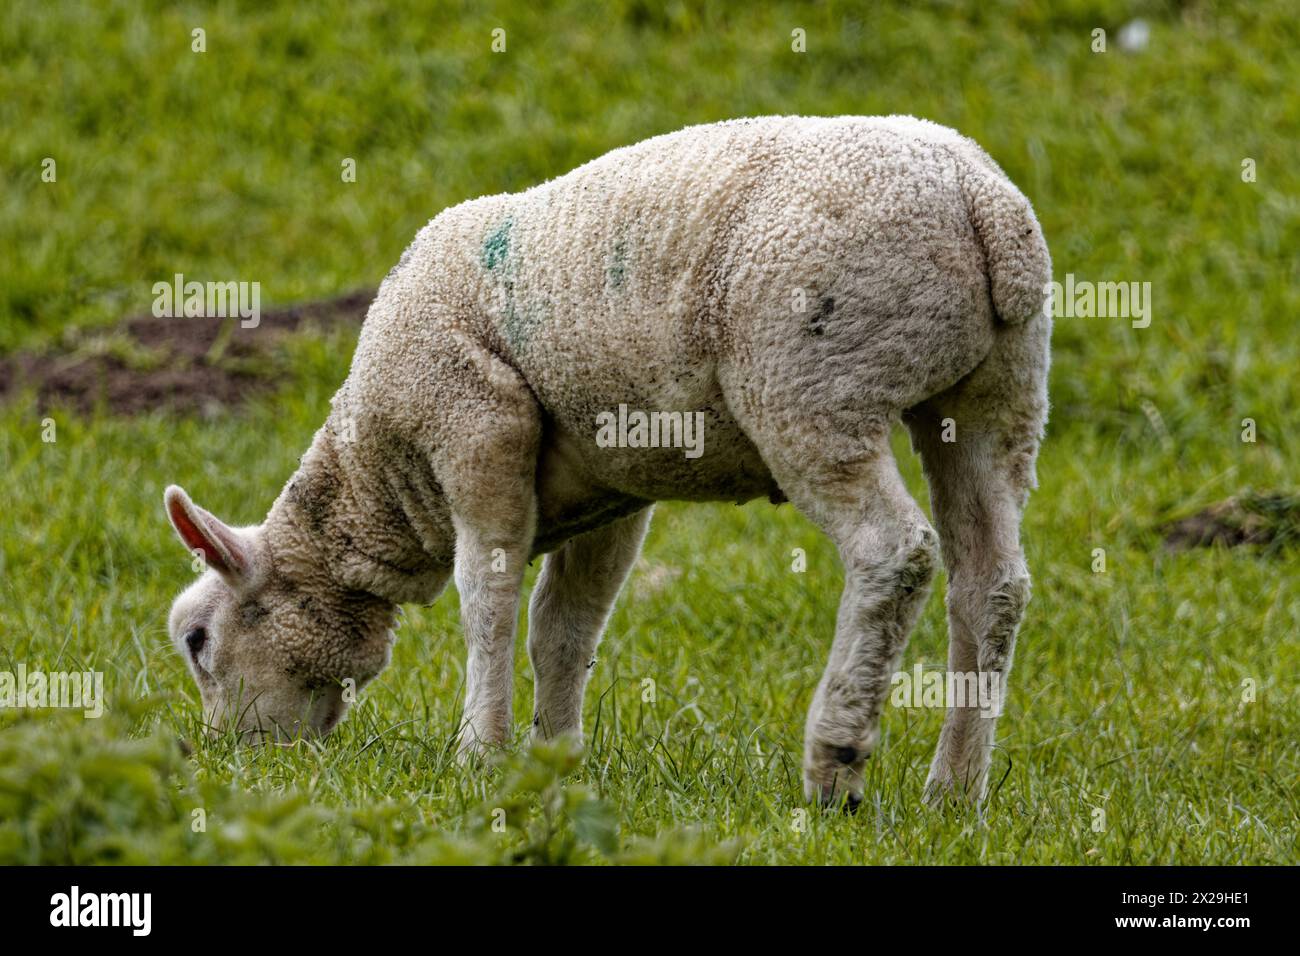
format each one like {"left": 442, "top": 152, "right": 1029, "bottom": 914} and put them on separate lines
{"left": 164, "top": 484, "right": 254, "bottom": 580}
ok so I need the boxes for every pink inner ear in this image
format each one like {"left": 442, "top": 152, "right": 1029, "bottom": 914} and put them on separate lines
{"left": 168, "top": 496, "right": 242, "bottom": 576}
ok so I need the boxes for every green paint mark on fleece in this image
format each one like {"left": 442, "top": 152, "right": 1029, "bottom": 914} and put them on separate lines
{"left": 482, "top": 218, "right": 513, "bottom": 271}
{"left": 606, "top": 238, "right": 628, "bottom": 290}
{"left": 479, "top": 216, "right": 543, "bottom": 354}
{"left": 504, "top": 299, "right": 549, "bottom": 355}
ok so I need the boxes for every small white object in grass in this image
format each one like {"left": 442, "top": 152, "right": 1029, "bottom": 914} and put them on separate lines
{"left": 1117, "top": 19, "right": 1150, "bottom": 52}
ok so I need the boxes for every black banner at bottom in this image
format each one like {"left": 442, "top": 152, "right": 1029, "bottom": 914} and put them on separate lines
{"left": 0, "top": 865, "right": 1285, "bottom": 941}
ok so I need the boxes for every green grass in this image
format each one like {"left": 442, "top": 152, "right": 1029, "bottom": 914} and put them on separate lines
{"left": 1, "top": 0, "right": 1297, "bottom": 864}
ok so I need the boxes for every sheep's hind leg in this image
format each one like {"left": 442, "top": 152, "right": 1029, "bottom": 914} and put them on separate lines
{"left": 907, "top": 414, "right": 1034, "bottom": 806}
{"left": 762, "top": 429, "right": 939, "bottom": 809}
{"left": 905, "top": 319, "right": 1049, "bottom": 805}
{"left": 527, "top": 508, "right": 652, "bottom": 740}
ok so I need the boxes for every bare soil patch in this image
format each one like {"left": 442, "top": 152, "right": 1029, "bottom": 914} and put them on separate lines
{"left": 1162, "top": 492, "right": 1300, "bottom": 553}
{"left": 0, "top": 290, "right": 373, "bottom": 416}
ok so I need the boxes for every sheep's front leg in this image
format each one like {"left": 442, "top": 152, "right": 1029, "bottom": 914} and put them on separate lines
{"left": 528, "top": 508, "right": 652, "bottom": 739}
{"left": 453, "top": 501, "right": 535, "bottom": 756}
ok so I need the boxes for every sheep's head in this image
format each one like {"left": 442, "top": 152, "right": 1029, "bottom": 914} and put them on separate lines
{"left": 163, "top": 485, "right": 395, "bottom": 742}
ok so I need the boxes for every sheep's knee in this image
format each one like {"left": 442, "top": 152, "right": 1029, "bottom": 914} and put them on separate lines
{"left": 896, "top": 526, "right": 940, "bottom": 596}
{"left": 977, "top": 568, "right": 1030, "bottom": 674}
{"left": 839, "top": 524, "right": 939, "bottom": 618}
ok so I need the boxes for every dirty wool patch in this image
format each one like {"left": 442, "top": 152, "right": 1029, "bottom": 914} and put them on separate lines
{"left": 0, "top": 290, "right": 373, "bottom": 416}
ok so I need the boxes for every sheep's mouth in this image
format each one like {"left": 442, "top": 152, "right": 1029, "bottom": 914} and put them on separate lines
{"left": 317, "top": 703, "right": 344, "bottom": 735}
{"left": 305, "top": 688, "right": 347, "bottom": 736}
{"left": 190, "top": 659, "right": 217, "bottom": 688}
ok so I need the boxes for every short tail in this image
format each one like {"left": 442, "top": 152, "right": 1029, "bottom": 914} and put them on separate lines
{"left": 957, "top": 157, "right": 1052, "bottom": 324}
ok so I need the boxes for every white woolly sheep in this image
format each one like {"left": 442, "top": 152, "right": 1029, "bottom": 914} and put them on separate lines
{"left": 164, "top": 115, "right": 1052, "bottom": 807}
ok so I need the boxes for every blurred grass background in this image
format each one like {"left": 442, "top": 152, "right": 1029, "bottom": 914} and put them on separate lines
{"left": 0, "top": 0, "right": 1296, "bottom": 863}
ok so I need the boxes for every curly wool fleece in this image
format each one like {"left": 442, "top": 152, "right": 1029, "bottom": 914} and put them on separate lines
{"left": 166, "top": 115, "right": 1052, "bottom": 808}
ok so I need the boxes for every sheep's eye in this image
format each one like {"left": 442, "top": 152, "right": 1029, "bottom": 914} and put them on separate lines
{"left": 184, "top": 627, "right": 207, "bottom": 656}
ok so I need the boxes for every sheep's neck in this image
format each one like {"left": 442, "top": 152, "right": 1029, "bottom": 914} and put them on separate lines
{"left": 266, "top": 420, "right": 453, "bottom": 605}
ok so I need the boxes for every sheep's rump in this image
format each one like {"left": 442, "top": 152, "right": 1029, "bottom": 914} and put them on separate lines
{"left": 390, "top": 115, "right": 1051, "bottom": 504}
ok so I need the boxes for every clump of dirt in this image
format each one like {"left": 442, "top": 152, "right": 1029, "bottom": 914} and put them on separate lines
{"left": 1162, "top": 491, "right": 1300, "bottom": 554}
{"left": 0, "top": 290, "right": 373, "bottom": 416}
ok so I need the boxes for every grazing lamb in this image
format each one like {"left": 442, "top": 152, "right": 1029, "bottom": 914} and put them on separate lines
{"left": 164, "top": 115, "right": 1051, "bottom": 807}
